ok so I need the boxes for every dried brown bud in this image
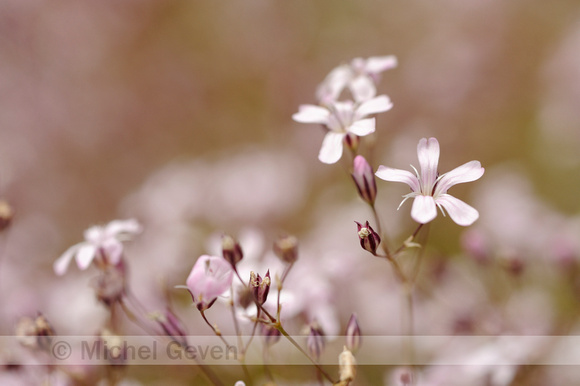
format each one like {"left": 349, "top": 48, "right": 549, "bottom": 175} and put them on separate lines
{"left": 90, "top": 267, "right": 126, "bottom": 306}
{"left": 250, "top": 270, "right": 270, "bottom": 305}
{"left": 339, "top": 346, "right": 357, "bottom": 383}
{"left": 355, "top": 221, "right": 381, "bottom": 255}
{"left": 15, "top": 313, "right": 55, "bottom": 351}
{"left": 222, "top": 235, "right": 243, "bottom": 267}
{"left": 273, "top": 235, "right": 298, "bottom": 263}
{"left": 0, "top": 200, "right": 13, "bottom": 231}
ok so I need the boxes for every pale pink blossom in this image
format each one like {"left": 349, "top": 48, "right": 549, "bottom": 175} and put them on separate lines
{"left": 376, "top": 138, "right": 484, "bottom": 226}
{"left": 316, "top": 55, "right": 398, "bottom": 104}
{"left": 53, "top": 219, "right": 142, "bottom": 275}
{"left": 293, "top": 96, "right": 392, "bottom": 164}
{"left": 186, "top": 255, "right": 234, "bottom": 311}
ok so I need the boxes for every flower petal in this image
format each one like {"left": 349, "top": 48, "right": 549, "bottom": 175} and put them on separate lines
{"left": 417, "top": 137, "right": 440, "bottom": 193}
{"left": 364, "top": 55, "right": 398, "bottom": 73}
{"left": 102, "top": 239, "right": 123, "bottom": 265}
{"left": 348, "top": 118, "right": 375, "bottom": 137}
{"left": 76, "top": 244, "right": 97, "bottom": 270}
{"left": 318, "top": 132, "right": 345, "bottom": 164}
{"left": 436, "top": 194, "right": 479, "bottom": 226}
{"left": 411, "top": 195, "right": 438, "bottom": 224}
{"left": 355, "top": 95, "right": 393, "bottom": 118}
{"left": 292, "top": 105, "right": 330, "bottom": 124}
{"left": 434, "top": 161, "right": 485, "bottom": 196}
{"left": 53, "top": 244, "right": 80, "bottom": 275}
{"left": 349, "top": 75, "right": 376, "bottom": 102}
{"left": 375, "top": 165, "right": 420, "bottom": 192}
{"left": 316, "top": 65, "right": 352, "bottom": 103}
{"left": 105, "top": 219, "right": 142, "bottom": 237}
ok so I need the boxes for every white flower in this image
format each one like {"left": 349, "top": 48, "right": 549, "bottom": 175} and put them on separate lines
{"left": 316, "top": 55, "right": 397, "bottom": 104}
{"left": 376, "top": 137, "right": 484, "bottom": 226}
{"left": 53, "top": 219, "right": 142, "bottom": 275}
{"left": 293, "top": 96, "right": 392, "bottom": 164}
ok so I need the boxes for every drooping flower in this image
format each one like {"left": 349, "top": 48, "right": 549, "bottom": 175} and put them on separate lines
{"left": 53, "top": 219, "right": 142, "bottom": 275}
{"left": 186, "top": 255, "right": 234, "bottom": 311}
{"left": 293, "top": 96, "right": 392, "bottom": 164}
{"left": 316, "top": 55, "right": 398, "bottom": 104}
{"left": 375, "top": 137, "right": 484, "bottom": 226}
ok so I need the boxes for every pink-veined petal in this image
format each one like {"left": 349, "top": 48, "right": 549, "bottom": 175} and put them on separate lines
{"left": 375, "top": 165, "right": 420, "bottom": 192}
{"left": 356, "top": 95, "right": 393, "bottom": 118}
{"left": 349, "top": 75, "right": 376, "bottom": 103}
{"left": 411, "top": 195, "right": 438, "bottom": 224}
{"left": 364, "top": 55, "right": 398, "bottom": 74}
{"left": 292, "top": 105, "right": 330, "bottom": 124}
{"left": 318, "top": 132, "right": 345, "bottom": 164}
{"left": 417, "top": 137, "right": 440, "bottom": 194}
{"left": 434, "top": 161, "right": 485, "bottom": 196}
{"left": 348, "top": 118, "right": 375, "bottom": 137}
{"left": 436, "top": 194, "right": 479, "bottom": 226}
{"left": 105, "top": 219, "right": 142, "bottom": 237}
{"left": 75, "top": 244, "right": 97, "bottom": 270}
{"left": 53, "top": 244, "right": 80, "bottom": 275}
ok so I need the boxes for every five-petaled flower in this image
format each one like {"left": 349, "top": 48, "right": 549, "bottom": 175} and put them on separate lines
{"left": 53, "top": 219, "right": 142, "bottom": 275}
{"left": 186, "top": 255, "right": 234, "bottom": 311}
{"left": 293, "top": 96, "right": 392, "bottom": 164}
{"left": 376, "top": 137, "right": 484, "bottom": 226}
{"left": 316, "top": 55, "right": 398, "bottom": 104}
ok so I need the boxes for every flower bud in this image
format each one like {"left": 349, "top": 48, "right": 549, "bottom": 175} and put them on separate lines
{"left": 339, "top": 346, "right": 357, "bottom": 383}
{"left": 345, "top": 313, "right": 361, "bottom": 354}
{"left": 307, "top": 322, "right": 325, "bottom": 361}
{"left": 261, "top": 324, "right": 281, "bottom": 347}
{"left": 250, "top": 270, "right": 270, "bottom": 305}
{"left": 222, "top": 235, "right": 243, "bottom": 267}
{"left": 90, "top": 266, "right": 126, "bottom": 306}
{"left": 100, "top": 329, "right": 127, "bottom": 365}
{"left": 344, "top": 133, "right": 360, "bottom": 154}
{"left": 351, "top": 155, "right": 377, "bottom": 205}
{"left": 0, "top": 200, "right": 13, "bottom": 231}
{"left": 152, "top": 308, "right": 188, "bottom": 346}
{"left": 236, "top": 285, "right": 254, "bottom": 309}
{"left": 16, "top": 313, "right": 55, "bottom": 351}
{"left": 355, "top": 221, "right": 381, "bottom": 255}
{"left": 273, "top": 235, "right": 298, "bottom": 264}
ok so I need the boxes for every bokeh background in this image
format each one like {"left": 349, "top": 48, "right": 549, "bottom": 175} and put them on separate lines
{"left": 2, "top": 0, "right": 580, "bottom": 385}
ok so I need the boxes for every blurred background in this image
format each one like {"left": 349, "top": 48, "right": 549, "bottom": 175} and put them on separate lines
{"left": 2, "top": 0, "right": 580, "bottom": 384}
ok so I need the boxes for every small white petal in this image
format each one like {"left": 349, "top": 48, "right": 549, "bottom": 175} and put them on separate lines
{"left": 375, "top": 165, "right": 420, "bottom": 192}
{"left": 292, "top": 105, "right": 330, "bottom": 124}
{"left": 436, "top": 194, "right": 479, "bottom": 226}
{"left": 53, "top": 244, "right": 80, "bottom": 275}
{"left": 105, "top": 219, "right": 142, "bottom": 237}
{"left": 417, "top": 137, "right": 440, "bottom": 193}
{"left": 434, "top": 161, "right": 485, "bottom": 196}
{"left": 348, "top": 118, "right": 375, "bottom": 136}
{"left": 318, "top": 132, "right": 345, "bottom": 164}
{"left": 349, "top": 75, "right": 376, "bottom": 102}
{"left": 76, "top": 244, "right": 97, "bottom": 270}
{"left": 316, "top": 65, "right": 352, "bottom": 103}
{"left": 356, "top": 95, "right": 393, "bottom": 118}
{"left": 364, "top": 55, "right": 398, "bottom": 73}
{"left": 411, "top": 195, "right": 438, "bottom": 224}
{"left": 102, "top": 239, "right": 123, "bottom": 265}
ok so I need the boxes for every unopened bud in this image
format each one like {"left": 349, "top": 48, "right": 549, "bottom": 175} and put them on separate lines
{"left": 345, "top": 313, "right": 361, "bottom": 354}
{"left": 307, "top": 322, "right": 325, "bottom": 361}
{"left": 90, "top": 266, "right": 126, "bottom": 306}
{"left": 250, "top": 270, "right": 270, "bottom": 305}
{"left": 261, "top": 324, "right": 281, "bottom": 347}
{"left": 236, "top": 285, "right": 254, "bottom": 309}
{"left": 273, "top": 235, "right": 298, "bottom": 263}
{"left": 152, "top": 308, "right": 188, "bottom": 346}
{"left": 339, "top": 346, "right": 357, "bottom": 383}
{"left": 351, "top": 156, "right": 377, "bottom": 205}
{"left": 16, "top": 313, "right": 55, "bottom": 351}
{"left": 222, "top": 235, "right": 243, "bottom": 267}
{"left": 0, "top": 200, "right": 13, "bottom": 231}
{"left": 355, "top": 221, "right": 381, "bottom": 255}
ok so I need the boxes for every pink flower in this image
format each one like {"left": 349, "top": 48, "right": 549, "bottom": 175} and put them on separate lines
{"left": 53, "top": 219, "right": 142, "bottom": 275}
{"left": 316, "top": 55, "right": 398, "bottom": 104}
{"left": 375, "top": 137, "right": 484, "bottom": 226}
{"left": 293, "top": 96, "right": 392, "bottom": 164}
{"left": 351, "top": 155, "right": 377, "bottom": 205}
{"left": 186, "top": 255, "right": 234, "bottom": 311}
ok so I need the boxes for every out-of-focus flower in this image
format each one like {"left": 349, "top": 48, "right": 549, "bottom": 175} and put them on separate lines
{"left": 316, "top": 56, "right": 398, "bottom": 104}
{"left": 351, "top": 155, "right": 377, "bottom": 205}
{"left": 222, "top": 234, "right": 243, "bottom": 267}
{"left": 16, "top": 313, "right": 55, "bottom": 351}
{"left": 293, "top": 96, "right": 392, "bottom": 164}
{"left": 53, "top": 219, "right": 142, "bottom": 275}
{"left": 186, "top": 255, "right": 234, "bottom": 311}
{"left": 376, "top": 137, "right": 484, "bottom": 226}
{"left": 355, "top": 221, "right": 381, "bottom": 255}
{"left": 0, "top": 200, "right": 13, "bottom": 231}
{"left": 262, "top": 324, "right": 281, "bottom": 347}
{"left": 307, "top": 322, "right": 325, "bottom": 361}
{"left": 345, "top": 313, "right": 361, "bottom": 354}
{"left": 273, "top": 234, "right": 298, "bottom": 264}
